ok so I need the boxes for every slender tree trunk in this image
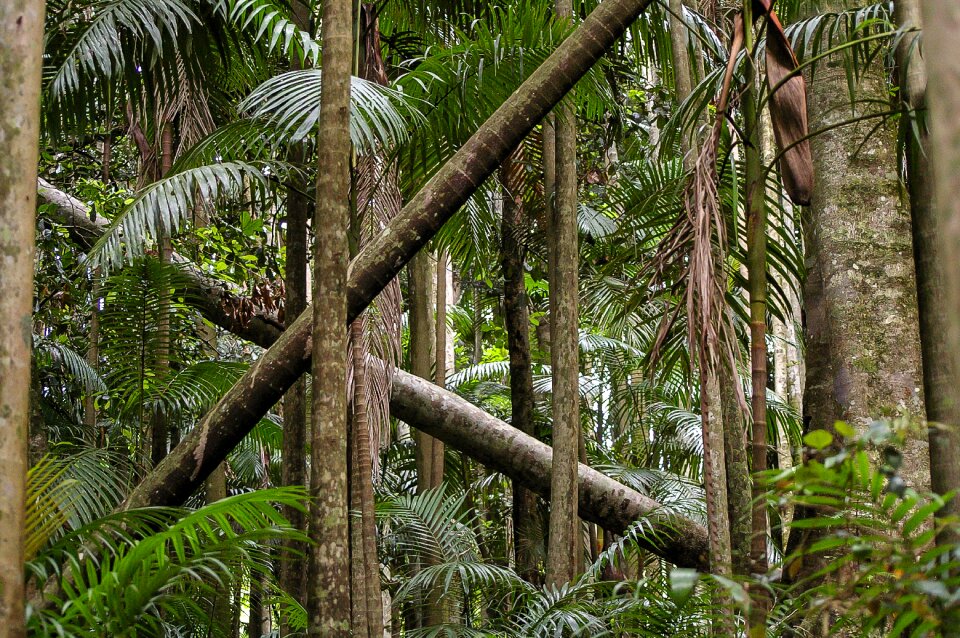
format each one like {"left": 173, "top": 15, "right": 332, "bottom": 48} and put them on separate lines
{"left": 501, "top": 152, "right": 540, "bottom": 581}
{"left": 899, "top": 0, "right": 960, "bottom": 543}
{"left": 206, "top": 465, "right": 232, "bottom": 636}
{"left": 0, "top": 2, "right": 43, "bottom": 635}
{"left": 121, "top": 0, "right": 657, "bottom": 512}
{"left": 150, "top": 122, "right": 175, "bottom": 467}
{"left": 409, "top": 250, "right": 441, "bottom": 493}
{"left": 278, "top": 0, "right": 312, "bottom": 620}
{"left": 721, "top": 367, "right": 752, "bottom": 576}
{"left": 546, "top": 0, "right": 581, "bottom": 587}
{"left": 308, "top": 0, "right": 353, "bottom": 633}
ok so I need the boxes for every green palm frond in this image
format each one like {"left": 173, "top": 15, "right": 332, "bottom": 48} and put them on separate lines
{"left": 89, "top": 160, "right": 282, "bottom": 271}
{"left": 33, "top": 335, "right": 107, "bottom": 396}
{"left": 239, "top": 70, "right": 424, "bottom": 151}
{"left": 226, "top": 0, "right": 319, "bottom": 64}
{"left": 377, "top": 486, "right": 478, "bottom": 566}
{"left": 29, "top": 488, "right": 308, "bottom": 637}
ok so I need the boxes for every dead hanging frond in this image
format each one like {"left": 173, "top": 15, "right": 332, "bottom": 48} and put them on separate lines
{"left": 756, "top": 0, "right": 813, "bottom": 205}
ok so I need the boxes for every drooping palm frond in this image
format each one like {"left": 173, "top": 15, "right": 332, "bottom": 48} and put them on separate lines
{"left": 28, "top": 488, "right": 308, "bottom": 637}
{"left": 226, "top": 0, "right": 319, "bottom": 65}
{"left": 89, "top": 160, "right": 283, "bottom": 271}
{"left": 33, "top": 335, "right": 107, "bottom": 396}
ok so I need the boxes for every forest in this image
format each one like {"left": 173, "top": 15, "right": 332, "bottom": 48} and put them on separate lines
{"left": 1, "top": 0, "right": 960, "bottom": 635}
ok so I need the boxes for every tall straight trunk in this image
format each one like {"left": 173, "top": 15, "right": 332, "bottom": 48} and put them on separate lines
{"left": 786, "top": 0, "right": 925, "bottom": 604}
{"left": 501, "top": 152, "right": 540, "bottom": 581}
{"left": 0, "top": 2, "right": 43, "bottom": 635}
{"left": 308, "top": 0, "right": 353, "bottom": 633}
{"left": 742, "top": 5, "right": 770, "bottom": 633}
{"left": 206, "top": 465, "right": 232, "bottom": 635}
{"left": 546, "top": 0, "right": 581, "bottom": 588}
{"left": 898, "top": 0, "right": 960, "bottom": 542}
{"left": 121, "top": 0, "right": 658, "bottom": 513}
{"left": 721, "top": 366, "right": 752, "bottom": 576}
{"left": 409, "top": 251, "right": 442, "bottom": 492}
{"left": 279, "top": 1, "right": 311, "bottom": 621}
{"left": 150, "top": 122, "right": 175, "bottom": 467}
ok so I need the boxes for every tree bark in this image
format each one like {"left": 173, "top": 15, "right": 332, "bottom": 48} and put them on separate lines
{"left": 546, "top": 0, "right": 581, "bottom": 588}
{"left": 0, "top": 2, "right": 43, "bottom": 635}
{"left": 308, "top": 0, "right": 353, "bottom": 632}
{"left": 121, "top": 0, "right": 656, "bottom": 511}
{"left": 390, "top": 369, "right": 710, "bottom": 570}
{"left": 409, "top": 250, "right": 441, "bottom": 493}
{"left": 787, "top": 0, "right": 925, "bottom": 590}
{"left": 501, "top": 152, "right": 540, "bottom": 581}
{"left": 898, "top": 0, "right": 960, "bottom": 543}
{"left": 279, "top": 2, "right": 311, "bottom": 623}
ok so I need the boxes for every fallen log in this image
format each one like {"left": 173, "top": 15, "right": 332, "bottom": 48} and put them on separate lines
{"left": 390, "top": 370, "right": 710, "bottom": 570}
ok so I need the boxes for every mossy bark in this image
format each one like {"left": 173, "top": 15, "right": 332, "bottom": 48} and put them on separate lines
{"left": 0, "top": 2, "right": 44, "bottom": 635}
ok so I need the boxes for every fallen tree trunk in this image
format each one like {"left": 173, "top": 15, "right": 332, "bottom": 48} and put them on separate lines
{"left": 122, "top": 0, "right": 655, "bottom": 511}
{"left": 36, "top": 180, "right": 712, "bottom": 573}
{"left": 390, "top": 370, "right": 710, "bottom": 570}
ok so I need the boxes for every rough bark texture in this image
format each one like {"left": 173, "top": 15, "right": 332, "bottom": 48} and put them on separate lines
{"left": 279, "top": 0, "right": 311, "bottom": 609}
{"left": 0, "top": 2, "right": 43, "bottom": 635}
{"left": 899, "top": 0, "right": 960, "bottom": 539}
{"left": 121, "top": 0, "right": 655, "bottom": 511}
{"left": 501, "top": 153, "right": 540, "bottom": 581}
{"left": 390, "top": 369, "right": 710, "bottom": 570}
{"left": 546, "top": 0, "right": 581, "bottom": 587}
{"left": 787, "top": 0, "right": 925, "bottom": 585}
{"left": 308, "top": 0, "right": 353, "bottom": 633}
{"left": 409, "top": 250, "right": 442, "bottom": 493}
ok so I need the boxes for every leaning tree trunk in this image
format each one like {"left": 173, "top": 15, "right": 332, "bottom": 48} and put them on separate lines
{"left": 308, "top": 0, "right": 353, "bottom": 633}
{"left": 546, "top": 0, "right": 582, "bottom": 588}
{"left": 119, "top": 0, "right": 657, "bottom": 512}
{"left": 501, "top": 150, "right": 540, "bottom": 581}
{"left": 786, "top": 0, "right": 925, "bottom": 599}
{"left": 0, "top": 2, "right": 44, "bottom": 636}
{"left": 898, "top": 0, "right": 960, "bottom": 543}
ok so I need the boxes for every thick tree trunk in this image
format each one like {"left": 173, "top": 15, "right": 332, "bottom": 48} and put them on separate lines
{"left": 899, "top": 0, "right": 960, "bottom": 542}
{"left": 391, "top": 369, "right": 710, "bottom": 570}
{"left": 787, "top": 0, "right": 925, "bottom": 592}
{"left": 308, "top": 0, "right": 353, "bottom": 633}
{"left": 409, "top": 250, "right": 442, "bottom": 494}
{"left": 546, "top": 0, "right": 581, "bottom": 587}
{"left": 0, "top": 2, "right": 43, "bottom": 635}
{"left": 501, "top": 152, "right": 540, "bottom": 581}
{"left": 121, "top": 0, "right": 656, "bottom": 510}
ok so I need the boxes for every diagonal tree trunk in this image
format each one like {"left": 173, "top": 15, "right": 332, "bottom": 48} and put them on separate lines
{"left": 122, "top": 0, "right": 657, "bottom": 514}
{"left": 0, "top": 2, "right": 44, "bottom": 635}
{"left": 308, "top": 0, "right": 353, "bottom": 632}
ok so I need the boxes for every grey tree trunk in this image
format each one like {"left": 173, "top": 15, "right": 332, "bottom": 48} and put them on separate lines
{"left": 0, "top": 2, "right": 44, "bottom": 635}
{"left": 409, "top": 251, "right": 443, "bottom": 493}
{"left": 308, "top": 0, "right": 353, "bottom": 632}
{"left": 546, "top": 0, "right": 582, "bottom": 588}
{"left": 898, "top": 0, "right": 960, "bottom": 543}
{"left": 787, "top": 0, "right": 925, "bottom": 588}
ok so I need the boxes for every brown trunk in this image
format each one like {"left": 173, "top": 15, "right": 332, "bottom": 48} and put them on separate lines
{"left": 206, "top": 464, "right": 232, "bottom": 636}
{"left": 898, "top": 0, "right": 960, "bottom": 543}
{"left": 308, "top": 0, "right": 353, "bottom": 633}
{"left": 545, "top": 0, "right": 581, "bottom": 588}
{"left": 409, "top": 250, "right": 442, "bottom": 493}
{"left": 501, "top": 152, "right": 540, "bottom": 581}
{"left": 117, "top": 0, "right": 658, "bottom": 511}
{"left": 279, "top": 0, "right": 311, "bottom": 613}
{"left": 0, "top": 2, "right": 43, "bottom": 635}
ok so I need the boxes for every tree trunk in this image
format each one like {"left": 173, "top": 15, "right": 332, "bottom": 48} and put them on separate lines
{"left": 0, "top": 2, "right": 43, "bottom": 635}
{"left": 390, "top": 369, "right": 710, "bottom": 570}
{"left": 787, "top": 0, "right": 925, "bottom": 591}
{"left": 501, "top": 151, "right": 540, "bottom": 581}
{"left": 308, "top": 0, "right": 353, "bottom": 633}
{"left": 120, "top": 0, "right": 657, "bottom": 511}
{"left": 546, "top": 0, "right": 581, "bottom": 588}
{"left": 409, "top": 250, "right": 443, "bottom": 495}
{"left": 899, "top": 0, "right": 960, "bottom": 543}
{"left": 279, "top": 3, "right": 312, "bottom": 624}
